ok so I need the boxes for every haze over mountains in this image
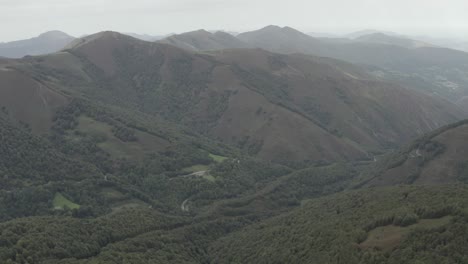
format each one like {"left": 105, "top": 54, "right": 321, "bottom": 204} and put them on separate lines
{"left": 0, "top": 31, "right": 75, "bottom": 58}
{"left": 3, "top": 23, "right": 468, "bottom": 263}
{"left": 159, "top": 30, "right": 250, "bottom": 51}
{"left": 4, "top": 30, "right": 463, "bottom": 163}
{"left": 154, "top": 26, "right": 468, "bottom": 107}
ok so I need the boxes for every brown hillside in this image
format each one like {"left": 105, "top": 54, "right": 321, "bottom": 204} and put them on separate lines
{"left": 215, "top": 49, "right": 464, "bottom": 150}
{"left": 12, "top": 31, "right": 465, "bottom": 162}
{"left": 0, "top": 63, "right": 67, "bottom": 133}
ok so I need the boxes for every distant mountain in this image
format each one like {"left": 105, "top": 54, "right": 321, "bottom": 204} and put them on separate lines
{"left": 345, "top": 29, "right": 402, "bottom": 39}
{"left": 0, "top": 31, "right": 75, "bottom": 58}
{"left": 235, "top": 26, "right": 468, "bottom": 105}
{"left": 124, "top": 33, "right": 164, "bottom": 41}
{"left": 237, "top": 26, "right": 464, "bottom": 68}
{"left": 413, "top": 36, "right": 468, "bottom": 53}
{"left": 158, "top": 29, "right": 250, "bottom": 51}
{"left": 355, "top": 32, "right": 434, "bottom": 49}
{"left": 237, "top": 25, "right": 323, "bottom": 55}
{"left": 307, "top": 32, "right": 340, "bottom": 38}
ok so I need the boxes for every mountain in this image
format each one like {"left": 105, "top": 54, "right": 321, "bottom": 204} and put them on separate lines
{"left": 0, "top": 31, "right": 75, "bottom": 58}
{"left": 158, "top": 29, "right": 250, "bottom": 51}
{"left": 124, "top": 32, "right": 164, "bottom": 41}
{"left": 308, "top": 32, "right": 340, "bottom": 38}
{"left": 237, "top": 25, "right": 324, "bottom": 55}
{"left": 355, "top": 120, "right": 468, "bottom": 187}
{"left": 1, "top": 30, "right": 462, "bottom": 165}
{"left": 2, "top": 28, "right": 468, "bottom": 263}
{"left": 413, "top": 36, "right": 468, "bottom": 53}
{"left": 345, "top": 29, "right": 402, "bottom": 39}
{"left": 356, "top": 32, "right": 434, "bottom": 49}
{"left": 58, "top": 32, "right": 365, "bottom": 162}
{"left": 235, "top": 26, "right": 468, "bottom": 105}
{"left": 57, "top": 31, "right": 468, "bottom": 162}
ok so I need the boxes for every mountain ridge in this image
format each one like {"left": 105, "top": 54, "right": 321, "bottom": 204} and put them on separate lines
{"left": 6, "top": 31, "right": 462, "bottom": 163}
{"left": 0, "top": 31, "right": 75, "bottom": 58}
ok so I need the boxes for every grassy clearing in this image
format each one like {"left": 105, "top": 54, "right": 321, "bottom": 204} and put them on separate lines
{"left": 101, "top": 187, "right": 127, "bottom": 201}
{"left": 53, "top": 193, "right": 80, "bottom": 210}
{"left": 209, "top": 153, "right": 228, "bottom": 163}
{"left": 202, "top": 174, "right": 216, "bottom": 182}
{"left": 181, "top": 165, "right": 216, "bottom": 181}
{"left": 182, "top": 164, "right": 210, "bottom": 173}
{"left": 110, "top": 199, "right": 148, "bottom": 213}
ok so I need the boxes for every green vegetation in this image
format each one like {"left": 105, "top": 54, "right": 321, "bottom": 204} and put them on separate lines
{"left": 202, "top": 174, "right": 216, "bottom": 182}
{"left": 360, "top": 216, "right": 452, "bottom": 252}
{"left": 2, "top": 31, "right": 468, "bottom": 264}
{"left": 210, "top": 186, "right": 468, "bottom": 264}
{"left": 182, "top": 164, "right": 210, "bottom": 173}
{"left": 53, "top": 193, "right": 80, "bottom": 210}
{"left": 209, "top": 153, "right": 228, "bottom": 163}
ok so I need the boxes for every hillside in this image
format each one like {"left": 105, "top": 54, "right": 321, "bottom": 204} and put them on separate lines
{"left": 355, "top": 33, "right": 433, "bottom": 49}
{"left": 0, "top": 66, "right": 67, "bottom": 133}
{"left": 158, "top": 30, "right": 250, "bottom": 51}
{"left": 0, "top": 31, "right": 75, "bottom": 58}
{"left": 2, "top": 28, "right": 468, "bottom": 264}
{"left": 355, "top": 120, "right": 468, "bottom": 187}
{"left": 17, "top": 31, "right": 462, "bottom": 163}
{"left": 235, "top": 26, "right": 468, "bottom": 104}
{"left": 209, "top": 185, "right": 468, "bottom": 264}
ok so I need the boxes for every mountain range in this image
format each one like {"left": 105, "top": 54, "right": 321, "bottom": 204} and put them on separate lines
{"left": 154, "top": 25, "right": 468, "bottom": 107}
{"left": 2, "top": 25, "right": 468, "bottom": 263}
{"left": 4, "top": 31, "right": 464, "bottom": 163}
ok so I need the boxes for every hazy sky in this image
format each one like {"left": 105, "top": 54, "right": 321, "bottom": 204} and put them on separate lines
{"left": 1, "top": 0, "right": 468, "bottom": 42}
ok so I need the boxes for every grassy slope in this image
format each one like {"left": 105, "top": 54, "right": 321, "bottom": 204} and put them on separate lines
{"left": 209, "top": 153, "right": 228, "bottom": 163}
{"left": 53, "top": 193, "right": 80, "bottom": 210}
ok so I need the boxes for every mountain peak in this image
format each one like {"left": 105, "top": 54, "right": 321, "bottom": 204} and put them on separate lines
{"left": 356, "top": 32, "right": 433, "bottom": 48}
{"left": 193, "top": 29, "right": 211, "bottom": 34}
{"left": 157, "top": 29, "right": 249, "bottom": 51}
{"left": 0, "top": 31, "right": 75, "bottom": 58}
{"left": 65, "top": 31, "right": 135, "bottom": 50}
{"left": 84, "top": 31, "right": 127, "bottom": 40}
{"left": 261, "top": 25, "right": 283, "bottom": 31}
{"left": 64, "top": 31, "right": 151, "bottom": 74}
{"left": 38, "top": 30, "right": 73, "bottom": 39}
{"left": 346, "top": 29, "right": 400, "bottom": 39}
{"left": 242, "top": 25, "right": 311, "bottom": 39}
{"left": 356, "top": 32, "right": 393, "bottom": 39}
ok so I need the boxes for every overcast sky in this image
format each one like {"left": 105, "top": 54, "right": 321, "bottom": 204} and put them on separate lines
{"left": 1, "top": 0, "right": 468, "bottom": 42}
